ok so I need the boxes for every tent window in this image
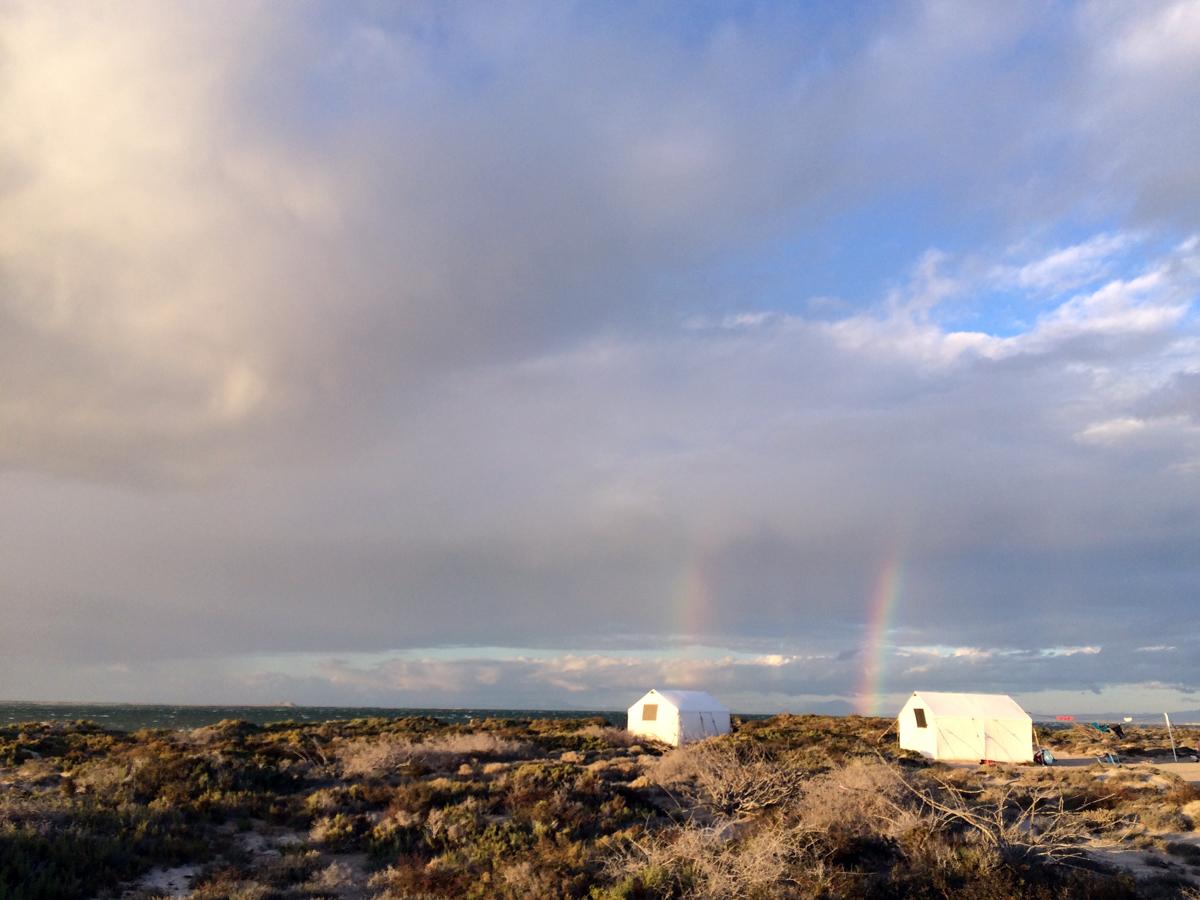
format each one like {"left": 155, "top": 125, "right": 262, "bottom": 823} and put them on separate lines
{"left": 914, "top": 708, "right": 927, "bottom": 728}
{"left": 642, "top": 704, "right": 658, "bottom": 722}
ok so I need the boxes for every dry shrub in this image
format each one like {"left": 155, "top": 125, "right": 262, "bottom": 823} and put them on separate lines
{"left": 303, "top": 786, "right": 354, "bottom": 815}
{"left": 615, "top": 753, "right": 910, "bottom": 896}
{"left": 1044, "top": 722, "right": 1200, "bottom": 761}
{"left": 650, "top": 737, "right": 801, "bottom": 818}
{"left": 796, "top": 760, "right": 912, "bottom": 839}
{"left": 367, "top": 856, "right": 487, "bottom": 900}
{"left": 605, "top": 816, "right": 829, "bottom": 899}
{"left": 1183, "top": 799, "right": 1200, "bottom": 829}
{"left": 500, "top": 859, "right": 539, "bottom": 891}
{"left": 71, "top": 757, "right": 129, "bottom": 796}
{"left": 309, "top": 812, "right": 363, "bottom": 849}
{"left": 13, "top": 758, "right": 61, "bottom": 786}
{"left": 303, "top": 860, "right": 358, "bottom": 894}
{"left": 499, "top": 856, "right": 589, "bottom": 898}
{"left": 587, "top": 757, "right": 641, "bottom": 782}
{"left": 424, "top": 796, "right": 485, "bottom": 846}
{"left": 431, "top": 732, "right": 536, "bottom": 759}
{"left": 605, "top": 756, "right": 1135, "bottom": 897}
{"left": 1026, "top": 764, "right": 1200, "bottom": 834}
{"left": 1163, "top": 775, "right": 1200, "bottom": 805}
{"left": 1093, "top": 769, "right": 1199, "bottom": 833}
{"left": 191, "top": 874, "right": 272, "bottom": 900}
{"left": 577, "top": 725, "right": 641, "bottom": 749}
{"left": 339, "top": 732, "right": 534, "bottom": 778}
{"left": 185, "top": 719, "right": 262, "bottom": 747}
{"left": 903, "top": 767, "right": 1128, "bottom": 871}
{"left": 258, "top": 849, "right": 323, "bottom": 887}
{"left": 336, "top": 739, "right": 410, "bottom": 779}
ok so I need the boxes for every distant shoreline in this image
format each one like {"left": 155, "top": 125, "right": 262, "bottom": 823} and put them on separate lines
{"left": 0, "top": 699, "right": 621, "bottom": 712}
{"left": 0, "top": 701, "right": 632, "bottom": 732}
{"left": 3, "top": 699, "right": 1197, "bottom": 719}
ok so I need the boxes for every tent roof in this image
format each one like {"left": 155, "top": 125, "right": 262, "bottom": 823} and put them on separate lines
{"left": 637, "top": 689, "right": 728, "bottom": 712}
{"left": 908, "top": 691, "right": 1030, "bottom": 720}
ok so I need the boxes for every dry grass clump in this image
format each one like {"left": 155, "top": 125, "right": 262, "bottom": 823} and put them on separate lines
{"left": 650, "top": 738, "right": 802, "bottom": 818}
{"left": 193, "top": 879, "right": 276, "bottom": 899}
{"left": 185, "top": 719, "right": 263, "bottom": 746}
{"left": 588, "top": 757, "right": 642, "bottom": 783}
{"left": 424, "top": 796, "right": 487, "bottom": 846}
{"left": 605, "top": 734, "right": 1150, "bottom": 899}
{"left": 796, "top": 760, "right": 913, "bottom": 840}
{"left": 577, "top": 725, "right": 642, "bottom": 749}
{"left": 604, "top": 814, "right": 819, "bottom": 899}
{"left": 905, "top": 768, "right": 1125, "bottom": 870}
{"left": 309, "top": 811, "right": 367, "bottom": 850}
{"left": 338, "top": 731, "right": 535, "bottom": 778}
{"left": 985, "top": 763, "right": 1200, "bottom": 840}
{"left": 1183, "top": 800, "right": 1200, "bottom": 829}
{"left": 731, "top": 713, "right": 905, "bottom": 769}
{"left": 1093, "top": 769, "right": 1200, "bottom": 834}
{"left": 254, "top": 849, "right": 324, "bottom": 888}
{"left": 302, "top": 860, "right": 358, "bottom": 894}
{"left": 611, "top": 744, "right": 901, "bottom": 896}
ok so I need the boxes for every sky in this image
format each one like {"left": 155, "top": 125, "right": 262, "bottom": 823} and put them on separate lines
{"left": 1, "top": 0, "right": 1198, "bottom": 715}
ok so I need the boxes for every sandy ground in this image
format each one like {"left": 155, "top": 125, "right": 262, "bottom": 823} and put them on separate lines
{"left": 121, "top": 824, "right": 368, "bottom": 899}
{"left": 126, "top": 864, "right": 201, "bottom": 897}
{"left": 1088, "top": 836, "right": 1200, "bottom": 887}
{"left": 945, "top": 755, "right": 1200, "bottom": 783}
{"left": 942, "top": 755, "right": 1200, "bottom": 887}
{"left": 1051, "top": 754, "right": 1200, "bottom": 783}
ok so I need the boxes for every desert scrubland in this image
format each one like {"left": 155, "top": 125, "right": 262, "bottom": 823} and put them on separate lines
{"left": 2, "top": 715, "right": 1200, "bottom": 899}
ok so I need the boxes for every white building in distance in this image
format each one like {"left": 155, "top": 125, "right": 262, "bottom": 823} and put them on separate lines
{"left": 627, "top": 689, "right": 731, "bottom": 746}
{"left": 898, "top": 691, "right": 1034, "bottom": 763}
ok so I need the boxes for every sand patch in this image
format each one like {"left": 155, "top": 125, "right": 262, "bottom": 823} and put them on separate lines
{"left": 128, "top": 864, "right": 201, "bottom": 897}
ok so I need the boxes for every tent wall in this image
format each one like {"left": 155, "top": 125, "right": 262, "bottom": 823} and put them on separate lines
{"left": 897, "top": 692, "right": 1034, "bottom": 763}
{"left": 897, "top": 696, "right": 938, "bottom": 758}
{"left": 933, "top": 715, "right": 986, "bottom": 761}
{"left": 677, "top": 710, "right": 731, "bottom": 744}
{"left": 932, "top": 714, "right": 1033, "bottom": 762}
{"left": 626, "top": 690, "right": 732, "bottom": 746}
{"left": 627, "top": 697, "right": 679, "bottom": 745}
{"left": 982, "top": 719, "right": 1034, "bottom": 763}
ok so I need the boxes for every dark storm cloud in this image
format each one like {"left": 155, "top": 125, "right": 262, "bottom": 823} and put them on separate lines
{"left": 3, "top": 1, "right": 1198, "bottom": 479}
{"left": 1, "top": 1, "right": 1198, "bottom": 708}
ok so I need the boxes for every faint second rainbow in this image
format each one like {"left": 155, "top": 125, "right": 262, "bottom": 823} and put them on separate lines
{"left": 674, "top": 546, "right": 714, "bottom": 642}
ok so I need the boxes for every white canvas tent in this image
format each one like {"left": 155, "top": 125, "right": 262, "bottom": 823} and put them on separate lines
{"left": 898, "top": 691, "right": 1033, "bottom": 763}
{"left": 627, "top": 689, "right": 731, "bottom": 746}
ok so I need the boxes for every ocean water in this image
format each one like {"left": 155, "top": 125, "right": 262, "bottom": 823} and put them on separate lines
{"left": 0, "top": 702, "right": 625, "bottom": 732}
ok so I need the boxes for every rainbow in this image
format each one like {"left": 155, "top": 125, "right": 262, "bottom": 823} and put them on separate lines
{"left": 856, "top": 548, "right": 905, "bottom": 715}
{"left": 674, "top": 548, "right": 714, "bottom": 642}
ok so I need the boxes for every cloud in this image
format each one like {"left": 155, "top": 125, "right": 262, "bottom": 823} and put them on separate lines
{"left": 1075, "top": 417, "right": 1151, "bottom": 445}
{"left": 1023, "top": 269, "right": 1190, "bottom": 346}
{"left": 1000, "top": 233, "right": 1135, "bottom": 295}
{"left": 1079, "top": 1, "right": 1200, "bottom": 223}
{"left": 3, "top": 1, "right": 1200, "bottom": 482}
{"left": 3, "top": 234, "right": 1195, "bottom": 674}
{"left": 158, "top": 635, "right": 1200, "bottom": 713}
{"left": 2, "top": 2, "right": 1199, "bottom": 709}
{"left": 253, "top": 650, "right": 878, "bottom": 712}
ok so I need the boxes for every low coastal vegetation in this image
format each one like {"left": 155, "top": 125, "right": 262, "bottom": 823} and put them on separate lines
{"left": 1, "top": 715, "right": 1198, "bottom": 898}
